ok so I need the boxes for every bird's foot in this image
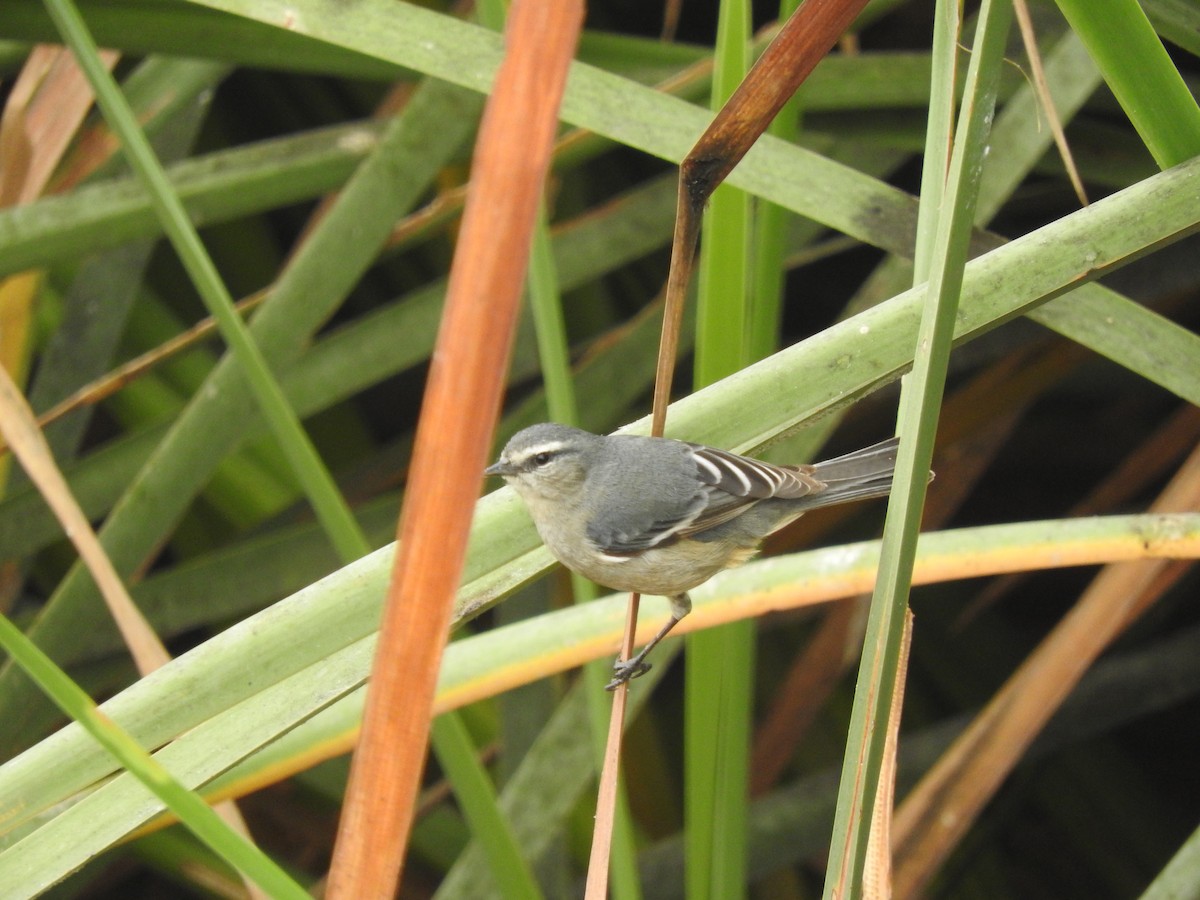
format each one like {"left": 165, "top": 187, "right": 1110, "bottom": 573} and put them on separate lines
{"left": 604, "top": 657, "right": 651, "bottom": 691}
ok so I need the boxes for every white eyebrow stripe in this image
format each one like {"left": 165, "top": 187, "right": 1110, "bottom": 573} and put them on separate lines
{"left": 513, "top": 440, "right": 569, "bottom": 463}
{"left": 525, "top": 440, "right": 569, "bottom": 455}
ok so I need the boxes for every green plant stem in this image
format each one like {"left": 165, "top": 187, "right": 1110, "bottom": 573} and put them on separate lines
{"left": 0, "top": 613, "right": 308, "bottom": 899}
{"left": 1054, "top": 0, "right": 1200, "bottom": 168}
{"left": 823, "top": 0, "right": 1013, "bottom": 894}
{"left": 5, "top": 145, "right": 1195, "bottom": 828}
{"left": 526, "top": 208, "right": 643, "bottom": 900}
{"left": 746, "top": 0, "right": 803, "bottom": 361}
{"left": 430, "top": 715, "right": 543, "bottom": 899}
{"left": 687, "top": 2, "right": 753, "bottom": 899}
{"left": 3, "top": 510, "right": 1196, "bottom": 890}
{"left": 42, "top": 0, "right": 371, "bottom": 563}
{"left": 1140, "top": 820, "right": 1200, "bottom": 900}
{"left": 911, "top": 0, "right": 959, "bottom": 282}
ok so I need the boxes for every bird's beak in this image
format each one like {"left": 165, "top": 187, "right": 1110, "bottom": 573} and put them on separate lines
{"left": 485, "top": 459, "right": 515, "bottom": 477}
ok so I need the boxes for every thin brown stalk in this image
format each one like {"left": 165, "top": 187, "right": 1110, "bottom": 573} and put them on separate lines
{"left": 1012, "top": 0, "right": 1089, "bottom": 207}
{"left": 650, "top": 0, "right": 873, "bottom": 436}
{"left": 592, "top": 2, "right": 874, "bottom": 890}
{"left": 0, "top": 368, "right": 170, "bottom": 673}
{"left": 0, "top": 291, "right": 268, "bottom": 459}
{"left": 325, "top": 3, "right": 583, "bottom": 896}
{"left": 585, "top": 591, "right": 639, "bottom": 899}
{"left": 864, "top": 608, "right": 912, "bottom": 899}
{"left": 661, "top": 0, "right": 682, "bottom": 42}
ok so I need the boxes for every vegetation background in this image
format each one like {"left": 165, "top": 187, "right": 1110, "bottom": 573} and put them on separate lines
{"left": 0, "top": 0, "right": 1198, "bottom": 897}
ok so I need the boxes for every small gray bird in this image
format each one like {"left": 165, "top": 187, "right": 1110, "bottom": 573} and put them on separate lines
{"left": 486, "top": 423, "right": 902, "bottom": 689}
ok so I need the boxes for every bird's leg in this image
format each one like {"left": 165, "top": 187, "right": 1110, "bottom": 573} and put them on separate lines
{"left": 605, "top": 593, "right": 692, "bottom": 691}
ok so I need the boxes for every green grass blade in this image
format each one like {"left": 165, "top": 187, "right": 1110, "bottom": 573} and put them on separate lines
{"left": 1055, "top": 0, "right": 1200, "bottom": 168}
{"left": 5, "top": 0, "right": 401, "bottom": 77}
{"left": 746, "top": 0, "right": 802, "bottom": 362}
{"left": 6, "top": 148, "right": 1193, "bottom": 838}
{"left": 823, "top": 0, "right": 1013, "bottom": 892}
{"left": 526, "top": 212, "right": 580, "bottom": 429}
{"left": 911, "top": 0, "right": 960, "bottom": 282}
{"left": 687, "top": 2, "right": 754, "bottom": 898}
{"left": 0, "top": 76, "right": 483, "bottom": 749}
{"left": 0, "top": 613, "right": 308, "bottom": 898}
{"left": 4, "top": 511, "right": 1195, "bottom": 889}
{"left": 527, "top": 212, "right": 645, "bottom": 898}
{"left": 430, "top": 714, "right": 543, "bottom": 899}
{"left": 1140, "top": 819, "right": 1200, "bottom": 900}
{"left": 1145, "top": 0, "right": 1200, "bottom": 57}
{"left": 0, "top": 120, "right": 384, "bottom": 277}
{"left": 42, "top": 0, "right": 371, "bottom": 562}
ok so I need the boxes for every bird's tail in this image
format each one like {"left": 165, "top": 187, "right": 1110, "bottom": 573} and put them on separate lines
{"left": 802, "top": 436, "right": 904, "bottom": 510}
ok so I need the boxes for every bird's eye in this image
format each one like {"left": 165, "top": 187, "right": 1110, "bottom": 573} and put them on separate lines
{"left": 532, "top": 451, "right": 553, "bottom": 467}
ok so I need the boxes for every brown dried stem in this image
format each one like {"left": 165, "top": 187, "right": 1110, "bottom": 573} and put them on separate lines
{"left": 324, "top": 3, "right": 583, "bottom": 896}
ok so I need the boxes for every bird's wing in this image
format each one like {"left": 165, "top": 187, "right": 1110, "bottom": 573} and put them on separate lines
{"left": 584, "top": 440, "right": 827, "bottom": 555}
{"left": 584, "top": 441, "right": 711, "bottom": 556}
{"left": 678, "top": 445, "right": 826, "bottom": 537}
{"left": 585, "top": 488, "right": 708, "bottom": 556}
{"left": 689, "top": 445, "right": 823, "bottom": 498}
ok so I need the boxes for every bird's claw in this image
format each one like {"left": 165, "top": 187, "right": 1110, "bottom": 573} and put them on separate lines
{"left": 604, "top": 657, "right": 651, "bottom": 691}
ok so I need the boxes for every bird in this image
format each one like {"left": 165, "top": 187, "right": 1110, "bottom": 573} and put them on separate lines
{"left": 486, "top": 423, "right": 904, "bottom": 689}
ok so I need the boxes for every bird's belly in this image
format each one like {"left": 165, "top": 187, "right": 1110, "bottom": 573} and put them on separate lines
{"left": 543, "top": 531, "right": 744, "bottom": 598}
